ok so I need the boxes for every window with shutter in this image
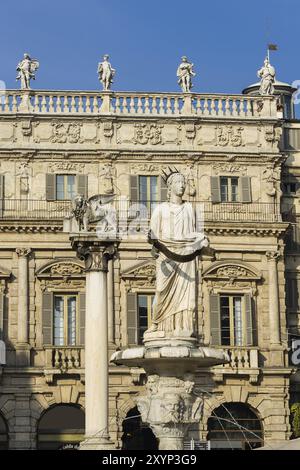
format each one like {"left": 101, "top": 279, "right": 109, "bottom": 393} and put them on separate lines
{"left": 210, "top": 294, "right": 221, "bottom": 345}
{"left": 160, "top": 176, "right": 168, "bottom": 202}
{"left": 130, "top": 175, "right": 138, "bottom": 203}
{"left": 127, "top": 292, "right": 137, "bottom": 346}
{"left": 240, "top": 176, "right": 252, "bottom": 203}
{"left": 46, "top": 174, "right": 56, "bottom": 201}
{"left": 244, "top": 293, "right": 253, "bottom": 346}
{"left": 79, "top": 292, "right": 85, "bottom": 345}
{"left": 211, "top": 176, "right": 221, "bottom": 203}
{"left": 77, "top": 175, "right": 88, "bottom": 198}
{"left": 0, "top": 175, "right": 4, "bottom": 218}
{"left": 42, "top": 292, "right": 53, "bottom": 345}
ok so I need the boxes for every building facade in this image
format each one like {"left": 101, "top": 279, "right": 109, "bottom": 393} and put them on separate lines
{"left": 0, "top": 86, "right": 297, "bottom": 450}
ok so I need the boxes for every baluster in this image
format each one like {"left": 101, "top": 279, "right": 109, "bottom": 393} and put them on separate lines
{"left": 217, "top": 98, "right": 223, "bottom": 116}
{"left": 115, "top": 96, "right": 120, "bottom": 114}
{"left": 91, "top": 96, "right": 98, "bottom": 114}
{"left": 129, "top": 96, "right": 135, "bottom": 114}
{"left": 11, "top": 94, "right": 18, "bottom": 112}
{"left": 3, "top": 94, "right": 9, "bottom": 112}
{"left": 245, "top": 98, "right": 251, "bottom": 117}
{"left": 152, "top": 96, "right": 158, "bottom": 115}
{"left": 224, "top": 97, "right": 230, "bottom": 116}
{"left": 61, "top": 349, "right": 67, "bottom": 369}
{"left": 244, "top": 350, "right": 250, "bottom": 368}
{"left": 74, "top": 350, "right": 80, "bottom": 368}
{"left": 166, "top": 96, "right": 172, "bottom": 115}
{"left": 210, "top": 98, "right": 216, "bottom": 116}
{"left": 144, "top": 96, "right": 150, "bottom": 114}
{"left": 203, "top": 97, "right": 209, "bottom": 116}
{"left": 123, "top": 96, "right": 129, "bottom": 114}
{"left": 232, "top": 98, "right": 238, "bottom": 117}
{"left": 71, "top": 95, "right": 76, "bottom": 113}
{"left": 39, "top": 95, "right": 46, "bottom": 113}
{"left": 194, "top": 97, "right": 200, "bottom": 115}
{"left": 64, "top": 95, "right": 69, "bottom": 113}
{"left": 54, "top": 349, "right": 60, "bottom": 368}
{"left": 159, "top": 96, "right": 165, "bottom": 114}
{"left": 174, "top": 96, "right": 180, "bottom": 115}
{"left": 50, "top": 95, "right": 55, "bottom": 113}
{"left": 136, "top": 96, "right": 142, "bottom": 114}
{"left": 78, "top": 95, "right": 84, "bottom": 113}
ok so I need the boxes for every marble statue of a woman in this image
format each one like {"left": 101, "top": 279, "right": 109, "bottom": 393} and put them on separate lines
{"left": 146, "top": 169, "right": 208, "bottom": 339}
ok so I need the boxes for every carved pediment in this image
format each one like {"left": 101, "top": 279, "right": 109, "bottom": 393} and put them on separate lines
{"left": 122, "top": 261, "right": 156, "bottom": 281}
{"left": 36, "top": 259, "right": 85, "bottom": 278}
{"left": 203, "top": 261, "right": 261, "bottom": 281}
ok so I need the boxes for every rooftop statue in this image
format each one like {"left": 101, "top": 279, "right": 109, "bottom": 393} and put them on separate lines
{"left": 176, "top": 56, "right": 196, "bottom": 93}
{"left": 16, "top": 53, "right": 39, "bottom": 90}
{"left": 97, "top": 54, "right": 116, "bottom": 91}
{"left": 146, "top": 168, "right": 209, "bottom": 338}
{"left": 257, "top": 56, "right": 276, "bottom": 95}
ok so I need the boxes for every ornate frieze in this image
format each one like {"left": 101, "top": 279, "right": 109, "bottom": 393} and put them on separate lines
{"left": 212, "top": 162, "right": 247, "bottom": 175}
{"left": 51, "top": 122, "right": 82, "bottom": 144}
{"left": 132, "top": 123, "right": 163, "bottom": 145}
{"left": 48, "top": 161, "right": 85, "bottom": 173}
{"left": 216, "top": 125, "right": 244, "bottom": 147}
{"left": 122, "top": 261, "right": 156, "bottom": 289}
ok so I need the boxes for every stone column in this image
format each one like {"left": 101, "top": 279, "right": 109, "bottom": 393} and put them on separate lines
{"left": 107, "top": 258, "right": 114, "bottom": 344}
{"left": 15, "top": 248, "right": 31, "bottom": 366}
{"left": 70, "top": 235, "right": 117, "bottom": 450}
{"left": 266, "top": 251, "right": 281, "bottom": 346}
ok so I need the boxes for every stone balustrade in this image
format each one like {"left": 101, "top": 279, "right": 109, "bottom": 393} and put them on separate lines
{"left": 45, "top": 347, "right": 83, "bottom": 370}
{"left": 0, "top": 90, "right": 277, "bottom": 118}
{"left": 218, "top": 347, "right": 259, "bottom": 369}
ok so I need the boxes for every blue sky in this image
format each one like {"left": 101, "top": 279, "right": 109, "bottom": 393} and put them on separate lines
{"left": 1, "top": 0, "right": 299, "bottom": 95}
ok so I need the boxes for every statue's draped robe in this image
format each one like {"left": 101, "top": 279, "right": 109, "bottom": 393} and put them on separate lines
{"left": 150, "top": 201, "right": 205, "bottom": 335}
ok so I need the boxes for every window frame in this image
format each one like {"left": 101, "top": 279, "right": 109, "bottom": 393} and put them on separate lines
{"left": 220, "top": 294, "right": 247, "bottom": 346}
{"left": 53, "top": 293, "right": 79, "bottom": 346}
{"left": 220, "top": 176, "right": 239, "bottom": 203}
{"left": 138, "top": 175, "right": 159, "bottom": 212}
{"left": 55, "top": 174, "right": 76, "bottom": 201}
{"left": 137, "top": 293, "right": 154, "bottom": 345}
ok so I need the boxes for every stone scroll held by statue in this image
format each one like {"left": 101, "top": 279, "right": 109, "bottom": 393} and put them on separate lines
{"left": 145, "top": 168, "right": 209, "bottom": 339}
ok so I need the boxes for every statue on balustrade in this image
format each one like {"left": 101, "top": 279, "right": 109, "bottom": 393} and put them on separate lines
{"left": 257, "top": 56, "right": 276, "bottom": 95}
{"left": 16, "top": 53, "right": 39, "bottom": 90}
{"left": 97, "top": 54, "right": 116, "bottom": 91}
{"left": 146, "top": 168, "right": 209, "bottom": 338}
{"left": 176, "top": 56, "right": 196, "bottom": 93}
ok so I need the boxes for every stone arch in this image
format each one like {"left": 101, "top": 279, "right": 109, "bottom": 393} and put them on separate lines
{"left": 206, "top": 401, "right": 263, "bottom": 450}
{"left": 0, "top": 410, "right": 8, "bottom": 449}
{"left": 121, "top": 405, "right": 158, "bottom": 450}
{"left": 37, "top": 403, "right": 85, "bottom": 450}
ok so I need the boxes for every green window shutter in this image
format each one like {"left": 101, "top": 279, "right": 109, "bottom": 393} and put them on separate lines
{"left": 77, "top": 175, "right": 88, "bottom": 198}
{"left": 244, "top": 293, "right": 253, "bottom": 346}
{"left": 130, "top": 175, "right": 139, "bottom": 203}
{"left": 79, "top": 292, "right": 85, "bottom": 345}
{"left": 42, "top": 292, "right": 53, "bottom": 345}
{"left": 240, "top": 176, "right": 252, "bottom": 202}
{"left": 0, "top": 292, "right": 4, "bottom": 340}
{"left": 46, "top": 174, "right": 56, "bottom": 201}
{"left": 211, "top": 176, "right": 221, "bottom": 203}
{"left": 160, "top": 176, "right": 168, "bottom": 202}
{"left": 210, "top": 294, "right": 221, "bottom": 345}
{"left": 127, "top": 292, "right": 137, "bottom": 346}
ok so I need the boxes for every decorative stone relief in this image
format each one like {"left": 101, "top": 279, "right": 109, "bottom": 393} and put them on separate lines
{"left": 137, "top": 374, "right": 204, "bottom": 450}
{"left": 212, "top": 162, "right": 247, "bottom": 175}
{"left": 103, "top": 121, "right": 114, "bottom": 139}
{"left": 48, "top": 162, "right": 85, "bottom": 173}
{"left": 15, "top": 248, "right": 31, "bottom": 258}
{"left": 51, "top": 122, "right": 82, "bottom": 144}
{"left": 130, "top": 163, "right": 158, "bottom": 174}
{"left": 215, "top": 125, "right": 244, "bottom": 147}
{"left": 40, "top": 279, "right": 85, "bottom": 292}
{"left": 132, "top": 123, "right": 163, "bottom": 145}
{"left": 20, "top": 120, "right": 33, "bottom": 137}
{"left": 99, "top": 162, "right": 115, "bottom": 194}
{"left": 50, "top": 263, "right": 83, "bottom": 276}
{"left": 122, "top": 262, "right": 156, "bottom": 289}
{"left": 262, "top": 165, "right": 281, "bottom": 199}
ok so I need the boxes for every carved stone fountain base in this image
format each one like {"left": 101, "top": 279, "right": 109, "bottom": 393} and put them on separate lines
{"left": 111, "top": 341, "right": 228, "bottom": 450}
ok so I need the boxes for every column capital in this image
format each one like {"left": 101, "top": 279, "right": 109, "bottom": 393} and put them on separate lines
{"left": 16, "top": 248, "right": 31, "bottom": 258}
{"left": 266, "top": 250, "right": 281, "bottom": 262}
{"left": 70, "top": 236, "right": 118, "bottom": 272}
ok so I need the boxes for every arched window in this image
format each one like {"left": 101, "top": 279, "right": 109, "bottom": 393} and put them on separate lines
{"left": 37, "top": 404, "right": 84, "bottom": 450}
{"left": 122, "top": 406, "right": 158, "bottom": 450}
{"left": 0, "top": 412, "right": 8, "bottom": 450}
{"left": 207, "top": 402, "right": 263, "bottom": 450}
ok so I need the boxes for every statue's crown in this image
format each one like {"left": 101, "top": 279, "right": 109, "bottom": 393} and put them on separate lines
{"left": 161, "top": 166, "right": 180, "bottom": 183}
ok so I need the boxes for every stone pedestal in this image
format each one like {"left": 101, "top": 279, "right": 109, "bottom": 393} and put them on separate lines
{"left": 70, "top": 234, "right": 118, "bottom": 450}
{"left": 111, "top": 341, "right": 228, "bottom": 450}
